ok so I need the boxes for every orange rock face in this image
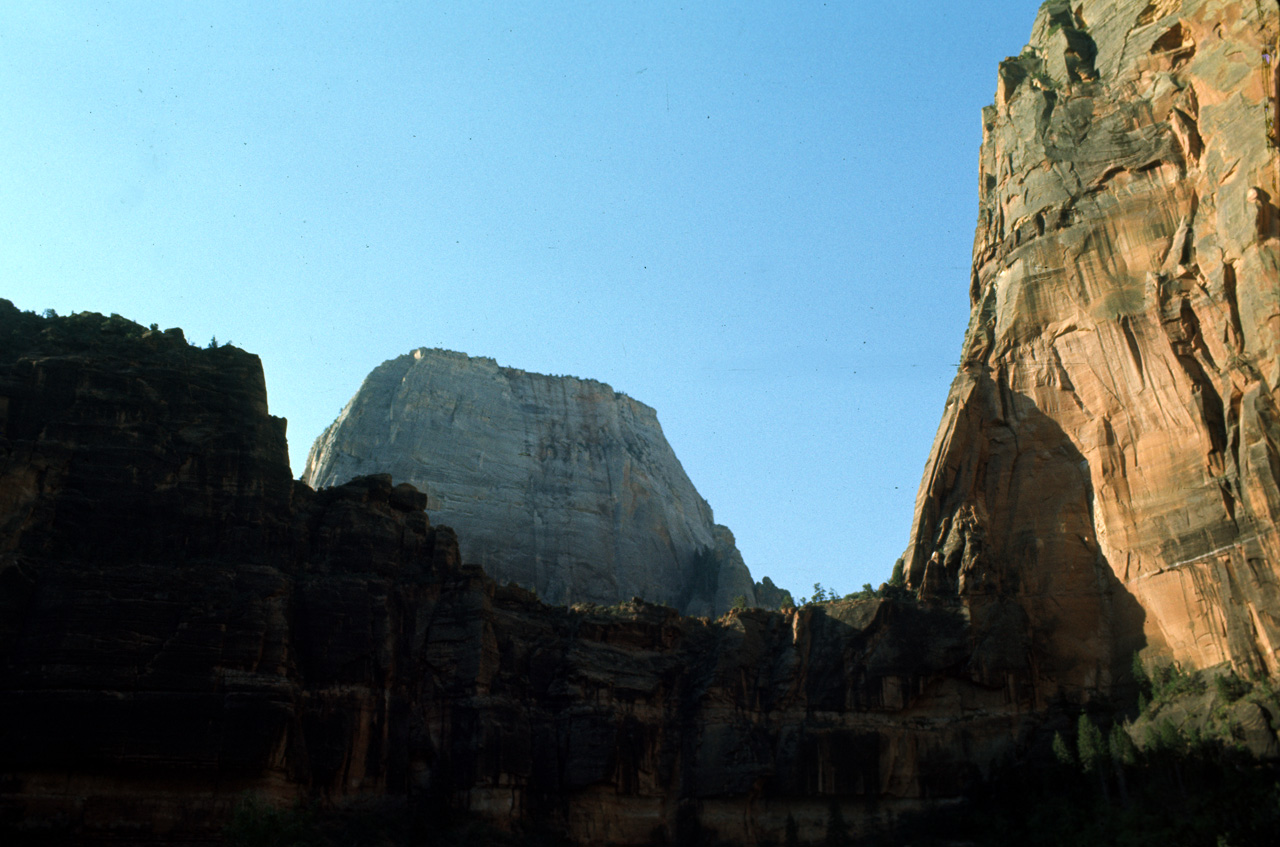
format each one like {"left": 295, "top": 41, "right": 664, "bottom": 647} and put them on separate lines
{"left": 905, "top": 0, "right": 1280, "bottom": 687}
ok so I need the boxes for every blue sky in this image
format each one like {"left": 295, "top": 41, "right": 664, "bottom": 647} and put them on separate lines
{"left": 3, "top": 1, "right": 1041, "bottom": 600}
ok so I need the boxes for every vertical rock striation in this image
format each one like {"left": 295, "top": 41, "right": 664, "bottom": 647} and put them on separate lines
{"left": 905, "top": 0, "right": 1280, "bottom": 688}
{"left": 303, "top": 348, "right": 756, "bottom": 616}
{"left": 0, "top": 305, "right": 455, "bottom": 840}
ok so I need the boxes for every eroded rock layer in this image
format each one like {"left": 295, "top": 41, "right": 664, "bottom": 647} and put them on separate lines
{"left": 304, "top": 348, "right": 756, "bottom": 617}
{"left": 0, "top": 305, "right": 1052, "bottom": 845}
{"left": 905, "top": 0, "right": 1280, "bottom": 685}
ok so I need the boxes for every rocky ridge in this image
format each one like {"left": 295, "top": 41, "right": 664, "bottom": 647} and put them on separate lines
{"left": 0, "top": 304, "right": 1053, "bottom": 845}
{"left": 303, "top": 348, "right": 756, "bottom": 617}
{"left": 905, "top": 0, "right": 1280, "bottom": 690}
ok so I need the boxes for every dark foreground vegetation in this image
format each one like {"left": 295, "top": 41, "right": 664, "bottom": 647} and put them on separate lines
{"left": 219, "top": 743, "right": 1280, "bottom": 847}
{"left": 884, "top": 663, "right": 1280, "bottom": 847}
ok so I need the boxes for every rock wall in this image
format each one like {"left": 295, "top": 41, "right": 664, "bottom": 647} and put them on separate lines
{"left": 303, "top": 348, "right": 756, "bottom": 617}
{"left": 0, "top": 304, "right": 1063, "bottom": 845}
{"left": 6, "top": 0, "right": 1279, "bottom": 841}
{"left": 0, "top": 305, "right": 460, "bottom": 839}
{"left": 905, "top": 0, "right": 1280, "bottom": 686}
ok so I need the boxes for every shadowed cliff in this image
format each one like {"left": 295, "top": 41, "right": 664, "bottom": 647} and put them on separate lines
{"left": 0, "top": 303, "right": 1072, "bottom": 844}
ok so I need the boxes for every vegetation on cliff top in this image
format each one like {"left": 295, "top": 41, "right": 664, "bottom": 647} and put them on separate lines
{"left": 0, "top": 298, "right": 242, "bottom": 358}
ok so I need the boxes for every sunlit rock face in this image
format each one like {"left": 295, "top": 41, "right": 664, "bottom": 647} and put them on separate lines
{"left": 303, "top": 348, "right": 756, "bottom": 616}
{"left": 905, "top": 0, "right": 1280, "bottom": 686}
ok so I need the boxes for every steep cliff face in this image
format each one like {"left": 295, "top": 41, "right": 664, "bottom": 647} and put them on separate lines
{"left": 0, "top": 304, "right": 463, "bottom": 839}
{"left": 0, "top": 304, "right": 1056, "bottom": 845}
{"left": 905, "top": 0, "right": 1280, "bottom": 686}
{"left": 303, "top": 348, "right": 756, "bottom": 617}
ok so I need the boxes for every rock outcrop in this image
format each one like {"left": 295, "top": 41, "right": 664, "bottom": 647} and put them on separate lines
{"left": 303, "top": 348, "right": 756, "bottom": 616}
{"left": 754, "top": 575, "right": 796, "bottom": 610}
{"left": 905, "top": 0, "right": 1280, "bottom": 687}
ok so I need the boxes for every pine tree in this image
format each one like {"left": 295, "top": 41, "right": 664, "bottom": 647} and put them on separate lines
{"left": 1052, "top": 731, "right": 1074, "bottom": 765}
{"left": 1077, "top": 714, "right": 1106, "bottom": 773}
{"left": 1108, "top": 724, "right": 1137, "bottom": 765}
{"left": 1108, "top": 723, "right": 1135, "bottom": 804}
{"left": 784, "top": 813, "right": 800, "bottom": 847}
{"left": 1131, "top": 652, "right": 1152, "bottom": 699}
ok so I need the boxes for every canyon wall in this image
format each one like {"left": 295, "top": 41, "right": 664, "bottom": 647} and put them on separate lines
{"left": 5, "top": 0, "right": 1280, "bottom": 842}
{"left": 905, "top": 0, "right": 1280, "bottom": 687}
{"left": 303, "top": 348, "right": 756, "bottom": 617}
{"left": 0, "top": 305, "right": 1052, "bottom": 845}
{"left": 0, "top": 306, "right": 454, "bottom": 839}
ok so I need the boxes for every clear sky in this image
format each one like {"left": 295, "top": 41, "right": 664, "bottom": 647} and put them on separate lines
{"left": 3, "top": 1, "right": 1041, "bottom": 601}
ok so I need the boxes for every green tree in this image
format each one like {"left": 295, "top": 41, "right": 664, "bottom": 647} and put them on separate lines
{"left": 889, "top": 557, "right": 906, "bottom": 587}
{"left": 1077, "top": 714, "right": 1106, "bottom": 773}
{"left": 1108, "top": 723, "right": 1137, "bottom": 765}
{"left": 1149, "top": 718, "right": 1183, "bottom": 752}
{"left": 223, "top": 795, "right": 319, "bottom": 847}
{"left": 1052, "top": 731, "right": 1074, "bottom": 766}
{"left": 1214, "top": 671, "right": 1249, "bottom": 703}
{"left": 1132, "top": 653, "right": 1153, "bottom": 712}
{"left": 1131, "top": 652, "right": 1151, "bottom": 689}
{"left": 1108, "top": 723, "right": 1135, "bottom": 804}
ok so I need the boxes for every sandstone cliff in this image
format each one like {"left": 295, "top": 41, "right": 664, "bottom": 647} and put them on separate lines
{"left": 0, "top": 305, "right": 457, "bottom": 839}
{"left": 905, "top": 0, "right": 1280, "bottom": 690}
{"left": 303, "top": 348, "right": 757, "bottom": 617}
{"left": 0, "top": 304, "right": 1074, "bottom": 845}
{"left": 6, "top": 0, "right": 1280, "bottom": 842}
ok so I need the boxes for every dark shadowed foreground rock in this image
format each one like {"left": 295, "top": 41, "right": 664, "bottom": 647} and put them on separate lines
{"left": 303, "top": 348, "right": 758, "bottom": 617}
{"left": 0, "top": 304, "right": 1066, "bottom": 844}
